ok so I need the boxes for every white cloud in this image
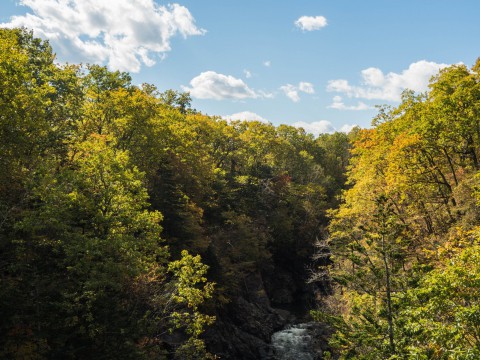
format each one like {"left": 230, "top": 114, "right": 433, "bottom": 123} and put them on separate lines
{"left": 340, "top": 124, "right": 357, "bottom": 133}
{"left": 263, "top": 60, "right": 271, "bottom": 67}
{"left": 244, "top": 69, "right": 252, "bottom": 78}
{"left": 329, "top": 95, "right": 370, "bottom": 111}
{"left": 327, "top": 60, "right": 450, "bottom": 102}
{"left": 299, "top": 81, "right": 315, "bottom": 94}
{"left": 280, "top": 84, "right": 300, "bottom": 102}
{"left": 1, "top": 0, "right": 205, "bottom": 73}
{"left": 292, "top": 121, "right": 336, "bottom": 136}
{"left": 222, "top": 111, "right": 269, "bottom": 123}
{"left": 183, "top": 71, "right": 262, "bottom": 100}
{"left": 258, "top": 90, "right": 275, "bottom": 99}
{"left": 280, "top": 81, "right": 315, "bottom": 102}
{"left": 292, "top": 120, "right": 358, "bottom": 136}
{"left": 295, "top": 15, "right": 327, "bottom": 31}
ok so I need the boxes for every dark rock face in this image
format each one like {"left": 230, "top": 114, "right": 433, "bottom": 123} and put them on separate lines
{"left": 264, "top": 268, "right": 297, "bottom": 305}
{"left": 203, "top": 271, "right": 291, "bottom": 359}
{"left": 204, "top": 301, "right": 285, "bottom": 359}
{"left": 203, "top": 267, "right": 321, "bottom": 359}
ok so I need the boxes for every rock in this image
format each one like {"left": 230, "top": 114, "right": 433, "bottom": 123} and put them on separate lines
{"left": 204, "top": 294, "right": 290, "bottom": 359}
{"left": 203, "top": 263, "right": 328, "bottom": 359}
{"left": 262, "top": 267, "right": 298, "bottom": 306}
{"left": 203, "top": 267, "right": 296, "bottom": 359}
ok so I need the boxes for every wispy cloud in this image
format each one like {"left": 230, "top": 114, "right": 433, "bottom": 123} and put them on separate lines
{"left": 327, "top": 60, "right": 451, "bottom": 102}
{"left": 328, "top": 96, "right": 371, "bottom": 111}
{"left": 280, "top": 84, "right": 300, "bottom": 102}
{"left": 244, "top": 69, "right": 252, "bottom": 78}
{"left": 263, "top": 60, "right": 271, "bottom": 67}
{"left": 183, "top": 71, "right": 270, "bottom": 100}
{"left": 280, "top": 81, "right": 315, "bottom": 102}
{"left": 1, "top": 0, "right": 205, "bottom": 73}
{"left": 222, "top": 111, "right": 269, "bottom": 123}
{"left": 295, "top": 15, "right": 327, "bottom": 31}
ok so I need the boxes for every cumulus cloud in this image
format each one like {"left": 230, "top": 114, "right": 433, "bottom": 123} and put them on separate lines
{"left": 280, "top": 82, "right": 315, "bottom": 102}
{"left": 292, "top": 120, "right": 358, "bottom": 136}
{"left": 292, "top": 121, "right": 335, "bottom": 136}
{"left": 327, "top": 60, "right": 450, "bottom": 102}
{"left": 183, "top": 71, "right": 263, "bottom": 100}
{"left": 222, "top": 111, "right": 269, "bottom": 123}
{"left": 1, "top": 0, "right": 205, "bottom": 72}
{"left": 244, "top": 69, "right": 252, "bottom": 78}
{"left": 340, "top": 124, "right": 357, "bottom": 133}
{"left": 329, "top": 96, "right": 370, "bottom": 110}
{"left": 299, "top": 81, "right": 315, "bottom": 94}
{"left": 295, "top": 15, "right": 327, "bottom": 31}
{"left": 263, "top": 60, "right": 271, "bottom": 67}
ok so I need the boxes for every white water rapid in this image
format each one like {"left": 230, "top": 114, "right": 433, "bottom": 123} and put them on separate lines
{"left": 270, "top": 323, "right": 317, "bottom": 360}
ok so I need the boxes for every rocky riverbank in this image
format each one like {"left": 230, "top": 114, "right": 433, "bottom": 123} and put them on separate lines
{"left": 202, "top": 266, "right": 331, "bottom": 359}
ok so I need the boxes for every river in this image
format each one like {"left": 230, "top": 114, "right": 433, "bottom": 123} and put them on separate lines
{"left": 270, "top": 323, "right": 322, "bottom": 360}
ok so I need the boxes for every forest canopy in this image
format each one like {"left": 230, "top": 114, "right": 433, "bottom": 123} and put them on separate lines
{"left": 3, "top": 27, "right": 480, "bottom": 360}
{"left": 0, "top": 28, "right": 351, "bottom": 359}
{"left": 314, "top": 58, "right": 480, "bottom": 359}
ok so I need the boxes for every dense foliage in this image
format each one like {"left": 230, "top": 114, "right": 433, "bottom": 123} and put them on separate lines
{"left": 6, "top": 27, "right": 480, "bottom": 360}
{"left": 314, "top": 60, "right": 480, "bottom": 359}
{"left": 0, "top": 29, "right": 350, "bottom": 359}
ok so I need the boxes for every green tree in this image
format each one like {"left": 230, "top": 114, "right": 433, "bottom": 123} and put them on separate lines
{"left": 167, "top": 250, "right": 215, "bottom": 359}
{"left": 399, "top": 239, "right": 480, "bottom": 359}
{"left": 159, "top": 89, "right": 192, "bottom": 114}
{"left": 0, "top": 29, "right": 218, "bottom": 358}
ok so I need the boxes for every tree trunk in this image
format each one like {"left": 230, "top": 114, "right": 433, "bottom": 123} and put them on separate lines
{"left": 381, "top": 233, "right": 395, "bottom": 354}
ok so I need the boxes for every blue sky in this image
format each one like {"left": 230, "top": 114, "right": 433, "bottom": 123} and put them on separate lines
{"left": 2, "top": 0, "right": 480, "bottom": 134}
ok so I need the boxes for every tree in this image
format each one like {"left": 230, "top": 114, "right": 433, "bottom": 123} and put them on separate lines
{"left": 315, "top": 60, "right": 480, "bottom": 359}
{"left": 167, "top": 250, "right": 215, "bottom": 359}
{"left": 159, "top": 89, "right": 192, "bottom": 114}
{"left": 399, "top": 238, "right": 480, "bottom": 359}
{"left": 322, "top": 194, "right": 408, "bottom": 359}
{"left": 0, "top": 29, "right": 217, "bottom": 358}
{"left": 1, "top": 134, "right": 170, "bottom": 358}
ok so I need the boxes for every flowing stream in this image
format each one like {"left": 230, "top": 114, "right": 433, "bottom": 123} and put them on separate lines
{"left": 270, "top": 323, "right": 318, "bottom": 360}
